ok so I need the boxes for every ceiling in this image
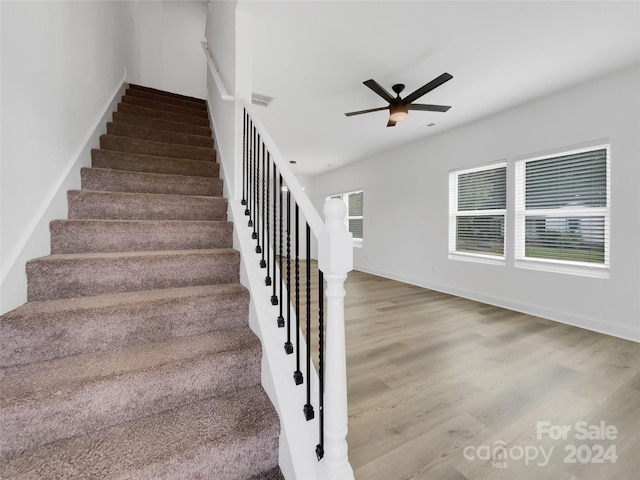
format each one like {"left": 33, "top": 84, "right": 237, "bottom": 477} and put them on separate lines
{"left": 243, "top": 1, "right": 640, "bottom": 177}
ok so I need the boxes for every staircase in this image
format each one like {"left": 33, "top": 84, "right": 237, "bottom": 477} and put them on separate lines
{"left": 0, "top": 84, "right": 283, "bottom": 479}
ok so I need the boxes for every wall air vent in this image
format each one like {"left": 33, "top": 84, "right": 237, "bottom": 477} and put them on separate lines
{"left": 252, "top": 93, "right": 274, "bottom": 107}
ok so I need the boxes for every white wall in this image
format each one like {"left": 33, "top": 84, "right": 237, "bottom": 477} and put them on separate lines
{"left": 204, "top": 0, "right": 240, "bottom": 199}
{"left": 311, "top": 65, "right": 640, "bottom": 341}
{"left": 126, "top": 0, "right": 208, "bottom": 99}
{"left": 0, "top": 0, "right": 130, "bottom": 314}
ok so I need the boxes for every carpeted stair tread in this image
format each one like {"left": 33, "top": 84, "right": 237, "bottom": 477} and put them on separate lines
{"left": 81, "top": 167, "right": 223, "bottom": 196}
{"left": 92, "top": 148, "right": 219, "bottom": 177}
{"left": 118, "top": 102, "right": 210, "bottom": 127}
{"left": 100, "top": 134, "right": 215, "bottom": 162}
{"left": 107, "top": 121, "right": 214, "bottom": 148}
{"left": 125, "top": 87, "right": 208, "bottom": 111}
{"left": 26, "top": 249, "right": 240, "bottom": 301}
{"left": 0, "top": 384, "right": 280, "bottom": 480}
{"left": 0, "top": 283, "right": 249, "bottom": 367}
{"left": 112, "top": 111, "right": 212, "bottom": 137}
{"left": 129, "top": 83, "right": 207, "bottom": 106}
{"left": 67, "top": 189, "right": 227, "bottom": 221}
{"left": 122, "top": 95, "right": 209, "bottom": 119}
{"left": 50, "top": 219, "right": 232, "bottom": 254}
{"left": 1, "top": 326, "right": 262, "bottom": 455}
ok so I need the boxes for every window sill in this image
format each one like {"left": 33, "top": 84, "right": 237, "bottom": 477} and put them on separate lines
{"left": 515, "top": 258, "right": 609, "bottom": 279}
{"left": 449, "top": 252, "right": 505, "bottom": 266}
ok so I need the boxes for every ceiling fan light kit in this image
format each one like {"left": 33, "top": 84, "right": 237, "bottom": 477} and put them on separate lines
{"left": 345, "top": 72, "right": 453, "bottom": 127}
{"left": 389, "top": 103, "right": 409, "bottom": 122}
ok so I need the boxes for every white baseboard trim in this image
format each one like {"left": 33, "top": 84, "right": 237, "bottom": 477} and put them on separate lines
{"left": 0, "top": 71, "right": 128, "bottom": 314}
{"left": 353, "top": 265, "right": 640, "bottom": 343}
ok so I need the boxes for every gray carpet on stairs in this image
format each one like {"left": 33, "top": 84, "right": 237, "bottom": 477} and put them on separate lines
{"left": 0, "top": 84, "right": 282, "bottom": 479}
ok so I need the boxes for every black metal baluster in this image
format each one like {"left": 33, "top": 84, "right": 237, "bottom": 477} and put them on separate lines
{"left": 284, "top": 186, "right": 293, "bottom": 354}
{"left": 246, "top": 121, "right": 253, "bottom": 219}
{"left": 271, "top": 162, "right": 280, "bottom": 308}
{"left": 264, "top": 152, "right": 271, "bottom": 277}
{"left": 253, "top": 134, "right": 260, "bottom": 242}
{"left": 259, "top": 143, "right": 266, "bottom": 261}
{"left": 303, "top": 222, "right": 315, "bottom": 420}
{"left": 271, "top": 174, "right": 284, "bottom": 328}
{"left": 293, "top": 202, "right": 303, "bottom": 386}
{"left": 241, "top": 110, "right": 247, "bottom": 207}
{"left": 316, "top": 269, "right": 325, "bottom": 460}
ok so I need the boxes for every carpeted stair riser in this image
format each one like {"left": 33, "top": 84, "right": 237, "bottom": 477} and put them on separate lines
{"left": 1, "top": 327, "right": 262, "bottom": 455}
{"left": 112, "top": 111, "right": 212, "bottom": 137}
{"left": 122, "top": 95, "right": 209, "bottom": 119}
{"left": 107, "top": 122, "right": 214, "bottom": 148}
{"left": 26, "top": 249, "right": 240, "bottom": 301}
{"left": 50, "top": 219, "right": 232, "bottom": 254}
{"left": 118, "top": 102, "right": 210, "bottom": 127}
{"left": 100, "top": 134, "right": 215, "bottom": 162}
{"left": 129, "top": 83, "right": 207, "bottom": 106}
{"left": 1, "top": 385, "right": 279, "bottom": 480}
{"left": 0, "top": 284, "right": 249, "bottom": 367}
{"left": 92, "top": 148, "right": 219, "bottom": 177}
{"left": 81, "top": 168, "right": 223, "bottom": 197}
{"left": 125, "top": 87, "right": 208, "bottom": 111}
{"left": 67, "top": 190, "right": 227, "bottom": 221}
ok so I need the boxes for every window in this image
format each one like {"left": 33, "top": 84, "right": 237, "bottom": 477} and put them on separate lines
{"left": 515, "top": 145, "right": 609, "bottom": 276}
{"left": 449, "top": 163, "right": 506, "bottom": 262}
{"left": 328, "top": 190, "right": 363, "bottom": 244}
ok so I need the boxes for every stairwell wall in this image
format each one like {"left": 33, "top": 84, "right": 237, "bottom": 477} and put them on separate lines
{"left": 204, "top": 0, "right": 236, "bottom": 197}
{"left": 310, "top": 65, "right": 640, "bottom": 342}
{"left": 125, "top": 0, "right": 208, "bottom": 100}
{"left": 0, "top": 1, "right": 130, "bottom": 314}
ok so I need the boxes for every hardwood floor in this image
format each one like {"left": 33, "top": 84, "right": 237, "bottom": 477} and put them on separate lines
{"left": 301, "top": 264, "right": 640, "bottom": 479}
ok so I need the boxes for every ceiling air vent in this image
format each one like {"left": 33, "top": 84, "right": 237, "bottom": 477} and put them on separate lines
{"left": 252, "top": 93, "right": 274, "bottom": 107}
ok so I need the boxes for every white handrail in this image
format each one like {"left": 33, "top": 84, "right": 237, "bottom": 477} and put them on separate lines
{"left": 201, "top": 41, "right": 235, "bottom": 102}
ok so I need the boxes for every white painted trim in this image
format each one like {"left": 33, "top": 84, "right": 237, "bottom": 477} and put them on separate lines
{"left": 201, "top": 40, "right": 235, "bottom": 102}
{"left": 354, "top": 265, "right": 640, "bottom": 343}
{"left": 0, "top": 70, "right": 128, "bottom": 314}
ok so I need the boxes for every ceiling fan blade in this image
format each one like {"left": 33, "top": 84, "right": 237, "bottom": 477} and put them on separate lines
{"left": 363, "top": 79, "right": 395, "bottom": 103}
{"left": 345, "top": 106, "right": 389, "bottom": 117}
{"left": 402, "top": 73, "right": 453, "bottom": 104}
{"left": 387, "top": 119, "right": 397, "bottom": 127}
{"left": 407, "top": 104, "right": 451, "bottom": 112}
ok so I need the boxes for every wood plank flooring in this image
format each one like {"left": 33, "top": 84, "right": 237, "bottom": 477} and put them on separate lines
{"left": 298, "top": 263, "right": 640, "bottom": 480}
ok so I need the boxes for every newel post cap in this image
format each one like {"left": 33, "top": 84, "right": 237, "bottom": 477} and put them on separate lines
{"left": 318, "top": 198, "right": 353, "bottom": 275}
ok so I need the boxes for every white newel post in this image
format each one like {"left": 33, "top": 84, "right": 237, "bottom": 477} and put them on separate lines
{"left": 318, "top": 198, "right": 354, "bottom": 480}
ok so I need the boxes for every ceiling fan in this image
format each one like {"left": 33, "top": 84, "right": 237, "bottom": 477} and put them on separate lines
{"left": 345, "top": 72, "right": 453, "bottom": 127}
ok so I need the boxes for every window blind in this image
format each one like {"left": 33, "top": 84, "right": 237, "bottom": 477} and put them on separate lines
{"left": 516, "top": 146, "right": 609, "bottom": 269}
{"left": 525, "top": 149, "right": 607, "bottom": 209}
{"left": 458, "top": 167, "right": 507, "bottom": 211}
{"left": 327, "top": 190, "right": 364, "bottom": 242}
{"left": 450, "top": 164, "right": 506, "bottom": 259}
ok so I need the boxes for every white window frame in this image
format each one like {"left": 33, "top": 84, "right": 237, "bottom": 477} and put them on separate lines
{"left": 449, "top": 162, "right": 507, "bottom": 265}
{"left": 514, "top": 144, "right": 610, "bottom": 278}
{"left": 327, "top": 190, "right": 363, "bottom": 246}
